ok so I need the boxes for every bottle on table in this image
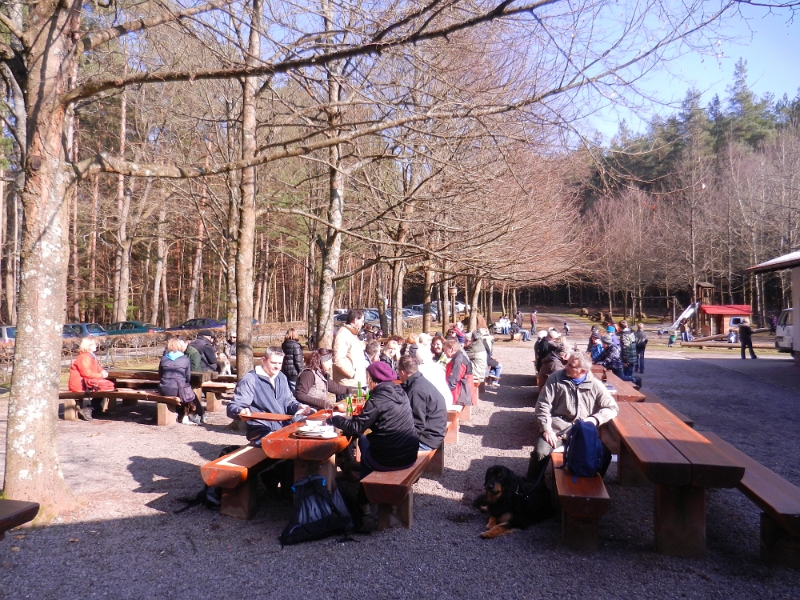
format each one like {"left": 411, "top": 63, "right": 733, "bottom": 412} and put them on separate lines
{"left": 346, "top": 395, "right": 353, "bottom": 417}
{"left": 356, "top": 382, "right": 364, "bottom": 407}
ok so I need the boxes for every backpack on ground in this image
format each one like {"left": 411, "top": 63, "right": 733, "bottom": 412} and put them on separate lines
{"left": 562, "top": 420, "right": 604, "bottom": 478}
{"left": 279, "top": 475, "right": 353, "bottom": 545}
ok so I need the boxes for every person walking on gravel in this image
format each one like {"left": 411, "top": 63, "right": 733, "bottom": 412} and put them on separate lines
{"left": 634, "top": 323, "right": 648, "bottom": 374}
{"left": 739, "top": 319, "right": 758, "bottom": 360}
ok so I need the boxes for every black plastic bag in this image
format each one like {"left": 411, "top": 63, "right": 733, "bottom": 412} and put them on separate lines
{"left": 279, "top": 475, "right": 353, "bottom": 545}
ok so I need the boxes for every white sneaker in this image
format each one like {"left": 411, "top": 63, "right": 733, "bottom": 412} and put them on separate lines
{"left": 181, "top": 416, "right": 197, "bottom": 426}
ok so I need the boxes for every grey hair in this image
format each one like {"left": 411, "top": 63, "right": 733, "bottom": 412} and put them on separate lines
{"left": 264, "top": 346, "right": 285, "bottom": 359}
{"left": 568, "top": 350, "right": 592, "bottom": 371}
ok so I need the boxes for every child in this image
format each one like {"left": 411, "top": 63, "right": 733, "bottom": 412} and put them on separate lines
{"left": 668, "top": 331, "right": 677, "bottom": 348}
{"left": 657, "top": 327, "right": 664, "bottom": 339}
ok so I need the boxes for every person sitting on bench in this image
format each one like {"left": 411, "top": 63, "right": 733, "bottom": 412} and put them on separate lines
{"left": 227, "top": 346, "right": 313, "bottom": 444}
{"left": 330, "top": 361, "right": 419, "bottom": 478}
{"left": 526, "top": 351, "right": 618, "bottom": 481}
{"left": 397, "top": 355, "right": 447, "bottom": 451}
{"left": 68, "top": 337, "right": 115, "bottom": 393}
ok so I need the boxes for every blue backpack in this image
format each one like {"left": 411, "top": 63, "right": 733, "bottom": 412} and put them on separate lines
{"left": 563, "top": 420, "right": 604, "bottom": 478}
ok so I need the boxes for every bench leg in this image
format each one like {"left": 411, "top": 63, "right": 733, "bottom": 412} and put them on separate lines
{"left": 294, "top": 456, "right": 336, "bottom": 492}
{"left": 617, "top": 443, "right": 650, "bottom": 487}
{"left": 445, "top": 413, "right": 459, "bottom": 444}
{"left": 760, "top": 512, "right": 800, "bottom": 567}
{"left": 562, "top": 512, "right": 600, "bottom": 552}
{"left": 106, "top": 396, "right": 117, "bottom": 412}
{"left": 424, "top": 445, "right": 444, "bottom": 476}
{"left": 205, "top": 391, "right": 221, "bottom": 412}
{"left": 221, "top": 481, "right": 259, "bottom": 520}
{"left": 63, "top": 399, "right": 78, "bottom": 421}
{"left": 654, "top": 484, "right": 706, "bottom": 558}
{"left": 156, "top": 403, "right": 178, "bottom": 426}
{"left": 376, "top": 492, "right": 414, "bottom": 530}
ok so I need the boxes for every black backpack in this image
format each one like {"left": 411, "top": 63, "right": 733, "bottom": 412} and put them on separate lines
{"left": 279, "top": 475, "right": 353, "bottom": 545}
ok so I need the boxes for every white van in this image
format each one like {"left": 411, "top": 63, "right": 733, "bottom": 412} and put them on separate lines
{"left": 775, "top": 308, "right": 793, "bottom": 353}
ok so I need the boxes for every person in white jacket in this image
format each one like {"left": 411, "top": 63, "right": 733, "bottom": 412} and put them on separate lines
{"left": 414, "top": 337, "right": 453, "bottom": 407}
{"left": 332, "top": 309, "right": 368, "bottom": 389}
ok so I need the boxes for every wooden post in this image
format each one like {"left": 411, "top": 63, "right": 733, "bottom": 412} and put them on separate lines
{"left": 654, "top": 484, "right": 706, "bottom": 558}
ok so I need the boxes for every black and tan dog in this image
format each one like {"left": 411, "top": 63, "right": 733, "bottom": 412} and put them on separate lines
{"left": 474, "top": 465, "right": 555, "bottom": 538}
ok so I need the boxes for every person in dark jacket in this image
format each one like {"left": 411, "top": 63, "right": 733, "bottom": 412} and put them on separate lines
{"left": 536, "top": 343, "right": 568, "bottom": 395}
{"left": 398, "top": 355, "right": 446, "bottom": 450}
{"left": 184, "top": 342, "right": 202, "bottom": 372}
{"left": 281, "top": 328, "right": 304, "bottom": 392}
{"left": 159, "top": 338, "right": 204, "bottom": 424}
{"left": 189, "top": 330, "right": 218, "bottom": 372}
{"left": 739, "top": 318, "right": 757, "bottom": 359}
{"left": 330, "top": 361, "right": 419, "bottom": 478}
{"left": 294, "top": 348, "right": 354, "bottom": 409}
{"left": 443, "top": 338, "right": 474, "bottom": 407}
{"left": 600, "top": 334, "right": 640, "bottom": 386}
{"left": 227, "top": 347, "right": 313, "bottom": 444}
{"left": 634, "top": 323, "right": 648, "bottom": 373}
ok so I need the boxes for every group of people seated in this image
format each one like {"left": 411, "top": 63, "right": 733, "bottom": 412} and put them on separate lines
{"left": 585, "top": 319, "right": 646, "bottom": 386}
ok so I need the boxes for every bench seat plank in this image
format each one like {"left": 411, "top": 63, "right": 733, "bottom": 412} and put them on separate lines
{"left": 701, "top": 432, "right": 800, "bottom": 537}
{"left": 361, "top": 451, "right": 435, "bottom": 506}
{"left": 632, "top": 403, "right": 744, "bottom": 488}
{"left": 611, "top": 403, "right": 691, "bottom": 486}
{"left": 200, "top": 445, "right": 270, "bottom": 489}
{"left": 0, "top": 500, "right": 40, "bottom": 539}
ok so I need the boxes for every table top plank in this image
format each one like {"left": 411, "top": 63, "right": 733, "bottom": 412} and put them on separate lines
{"left": 632, "top": 403, "right": 744, "bottom": 488}
{"left": 611, "top": 403, "right": 691, "bottom": 485}
{"left": 261, "top": 419, "right": 350, "bottom": 461}
{"left": 0, "top": 500, "right": 40, "bottom": 538}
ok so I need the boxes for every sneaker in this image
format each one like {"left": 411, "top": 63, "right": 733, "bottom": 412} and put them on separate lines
{"left": 189, "top": 414, "right": 203, "bottom": 425}
{"left": 78, "top": 407, "right": 93, "bottom": 421}
{"left": 181, "top": 416, "right": 197, "bottom": 426}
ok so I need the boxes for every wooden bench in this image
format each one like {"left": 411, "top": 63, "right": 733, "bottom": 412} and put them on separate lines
{"left": 445, "top": 406, "right": 462, "bottom": 444}
{"left": 200, "top": 445, "right": 278, "bottom": 519}
{"left": 59, "top": 390, "right": 182, "bottom": 426}
{"left": 201, "top": 381, "right": 236, "bottom": 412}
{"left": 702, "top": 432, "right": 800, "bottom": 567}
{"left": 550, "top": 452, "right": 610, "bottom": 551}
{"left": 0, "top": 500, "right": 40, "bottom": 539}
{"left": 360, "top": 416, "right": 457, "bottom": 529}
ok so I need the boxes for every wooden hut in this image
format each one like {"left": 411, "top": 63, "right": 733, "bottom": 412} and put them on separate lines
{"left": 698, "top": 305, "right": 752, "bottom": 337}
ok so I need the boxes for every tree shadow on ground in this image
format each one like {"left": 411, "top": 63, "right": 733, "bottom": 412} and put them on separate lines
{"left": 187, "top": 440, "right": 244, "bottom": 462}
{"left": 465, "top": 409, "right": 537, "bottom": 451}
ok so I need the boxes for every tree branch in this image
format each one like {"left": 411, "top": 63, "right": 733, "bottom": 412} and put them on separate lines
{"left": 0, "top": 11, "right": 25, "bottom": 43}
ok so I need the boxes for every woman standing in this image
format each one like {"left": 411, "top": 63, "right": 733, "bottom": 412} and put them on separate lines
{"left": 68, "top": 338, "right": 115, "bottom": 393}
{"left": 281, "top": 328, "right": 304, "bottom": 392}
{"left": 159, "top": 337, "right": 204, "bottom": 425}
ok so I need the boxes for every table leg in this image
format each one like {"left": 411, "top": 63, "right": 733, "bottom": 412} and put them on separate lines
{"left": 294, "top": 456, "right": 336, "bottom": 492}
{"left": 617, "top": 442, "right": 650, "bottom": 487}
{"left": 654, "top": 484, "right": 706, "bottom": 558}
{"left": 205, "top": 390, "right": 220, "bottom": 412}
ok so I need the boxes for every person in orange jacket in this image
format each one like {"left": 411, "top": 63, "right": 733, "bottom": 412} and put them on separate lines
{"left": 68, "top": 337, "right": 115, "bottom": 392}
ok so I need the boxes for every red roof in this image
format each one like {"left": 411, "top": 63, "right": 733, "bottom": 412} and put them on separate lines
{"left": 700, "top": 305, "right": 752, "bottom": 316}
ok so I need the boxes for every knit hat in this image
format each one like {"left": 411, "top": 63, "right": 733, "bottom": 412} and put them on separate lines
{"left": 601, "top": 334, "right": 613, "bottom": 345}
{"left": 606, "top": 326, "right": 615, "bottom": 333}
{"left": 367, "top": 361, "right": 397, "bottom": 383}
{"left": 591, "top": 332, "right": 601, "bottom": 339}
{"left": 199, "top": 329, "right": 214, "bottom": 338}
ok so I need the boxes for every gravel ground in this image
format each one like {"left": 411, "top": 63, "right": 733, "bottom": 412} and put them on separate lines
{"left": 2, "top": 316, "right": 800, "bottom": 599}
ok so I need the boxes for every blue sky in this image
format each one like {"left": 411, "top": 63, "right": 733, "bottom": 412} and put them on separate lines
{"left": 590, "top": 5, "right": 800, "bottom": 140}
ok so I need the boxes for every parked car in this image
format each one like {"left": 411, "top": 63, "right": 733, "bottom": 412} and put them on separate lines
{"left": 219, "top": 318, "right": 259, "bottom": 326}
{"left": 65, "top": 322, "right": 107, "bottom": 337}
{"left": 167, "top": 318, "right": 225, "bottom": 331}
{"left": 0, "top": 325, "right": 16, "bottom": 345}
{"left": 62, "top": 325, "right": 80, "bottom": 339}
{"left": 410, "top": 304, "right": 438, "bottom": 319}
{"left": 776, "top": 308, "right": 793, "bottom": 353}
{"left": 105, "top": 321, "right": 165, "bottom": 335}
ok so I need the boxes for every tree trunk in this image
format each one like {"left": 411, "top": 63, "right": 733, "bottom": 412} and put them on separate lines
{"left": 161, "top": 252, "right": 171, "bottom": 328}
{"left": 151, "top": 208, "right": 166, "bottom": 325}
{"left": 439, "top": 278, "right": 450, "bottom": 329}
{"left": 468, "top": 278, "right": 483, "bottom": 331}
{"left": 5, "top": 1, "right": 79, "bottom": 514}
{"left": 391, "top": 260, "right": 405, "bottom": 336}
{"left": 234, "top": 0, "right": 262, "bottom": 375}
{"left": 423, "top": 264, "right": 433, "bottom": 333}
{"left": 186, "top": 203, "right": 205, "bottom": 320}
{"left": 112, "top": 89, "right": 127, "bottom": 322}
{"left": 88, "top": 176, "right": 98, "bottom": 322}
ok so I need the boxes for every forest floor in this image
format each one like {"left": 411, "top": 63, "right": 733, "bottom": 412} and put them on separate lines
{"left": 1, "top": 314, "right": 800, "bottom": 599}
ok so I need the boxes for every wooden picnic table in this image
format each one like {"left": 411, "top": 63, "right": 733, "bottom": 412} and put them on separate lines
{"left": 608, "top": 402, "right": 744, "bottom": 558}
{"left": 590, "top": 365, "right": 645, "bottom": 402}
{"left": 260, "top": 413, "right": 351, "bottom": 491}
{"left": 106, "top": 369, "right": 216, "bottom": 389}
{"left": 0, "top": 500, "right": 39, "bottom": 539}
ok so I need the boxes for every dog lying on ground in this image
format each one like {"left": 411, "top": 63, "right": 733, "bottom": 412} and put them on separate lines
{"left": 473, "top": 465, "right": 556, "bottom": 538}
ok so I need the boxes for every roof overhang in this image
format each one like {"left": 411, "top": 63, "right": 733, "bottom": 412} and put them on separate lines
{"left": 700, "top": 305, "right": 752, "bottom": 316}
{"left": 746, "top": 251, "right": 800, "bottom": 274}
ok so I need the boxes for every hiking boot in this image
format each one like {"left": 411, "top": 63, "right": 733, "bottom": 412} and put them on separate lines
{"left": 78, "top": 407, "right": 93, "bottom": 421}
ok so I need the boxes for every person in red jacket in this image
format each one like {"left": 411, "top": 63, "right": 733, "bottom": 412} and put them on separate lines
{"left": 68, "top": 338, "right": 115, "bottom": 393}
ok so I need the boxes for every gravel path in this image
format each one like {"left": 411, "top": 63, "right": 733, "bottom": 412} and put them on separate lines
{"left": 2, "top": 321, "right": 800, "bottom": 599}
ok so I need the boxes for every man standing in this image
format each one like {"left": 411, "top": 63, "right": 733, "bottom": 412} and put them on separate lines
{"left": 332, "top": 309, "right": 368, "bottom": 388}
{"left": 530, "top": 310, "right": 538, "bottom": 335}
{"left": 398, "top": 355, "right": 447, "bottom": 451}
{"left": 227, "top": 347, "right": 312, "bottom": 444}
{"left": 527, "top": 351, "right": 618, "bottom": 481}
{"left": 739, "top": 318, "right": 758, "bottom": 360}
{"left": 618, "top": 320, "right": 637, "bottom": 378}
